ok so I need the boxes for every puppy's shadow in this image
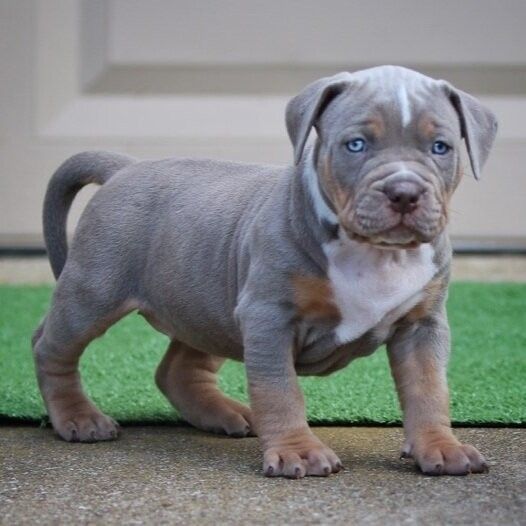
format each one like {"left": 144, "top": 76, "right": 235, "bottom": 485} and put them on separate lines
{"left": 340, "top": 451, "right": 418, "bottom": 475}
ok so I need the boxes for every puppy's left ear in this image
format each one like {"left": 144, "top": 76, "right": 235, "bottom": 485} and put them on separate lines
{"left": 442, "top": 82, "right": 498, "bottom": 180}
{"left": 286, "top": 72, "right": 352, "bottom": 165}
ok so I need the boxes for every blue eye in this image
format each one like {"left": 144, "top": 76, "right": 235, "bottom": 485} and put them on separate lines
{"left": 346, "top": 138, "right": 366, "bottom": 153}
{"left": 432, "top": 140, "right": 450, "bottom": 155}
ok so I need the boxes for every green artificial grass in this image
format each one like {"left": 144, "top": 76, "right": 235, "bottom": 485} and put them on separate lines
{"left": 0, "top": 283, "right": 524, "bottom": 425}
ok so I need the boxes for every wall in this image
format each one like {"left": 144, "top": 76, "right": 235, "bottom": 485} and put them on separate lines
{"left": 1, "top": 0, "right": 525, "bottom": 247}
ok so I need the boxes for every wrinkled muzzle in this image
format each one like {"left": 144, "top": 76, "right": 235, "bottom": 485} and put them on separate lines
{"left": 343, "top": 166, "right": 447, "bottom": 247}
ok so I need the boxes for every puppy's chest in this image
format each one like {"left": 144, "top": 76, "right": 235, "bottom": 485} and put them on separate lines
{"left": 323, "top": 240, "right": 436, "bottom": 344}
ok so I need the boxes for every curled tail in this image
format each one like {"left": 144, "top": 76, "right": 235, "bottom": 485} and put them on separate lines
{"left": 43, "top": 151, "right": 135, "bottom": 279}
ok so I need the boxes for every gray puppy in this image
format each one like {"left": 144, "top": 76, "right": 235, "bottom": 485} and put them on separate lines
{"left": 33, "top": 65, "right": 497, "bottom": 478}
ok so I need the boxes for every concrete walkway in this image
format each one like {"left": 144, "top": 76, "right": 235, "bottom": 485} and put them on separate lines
{"left": 1, "top": 426, "right": 524, "bottom": 525}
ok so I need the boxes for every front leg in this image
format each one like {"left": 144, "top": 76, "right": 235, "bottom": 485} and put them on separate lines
{"left": 387, "top": 311, "right": 488, "bottom": 475}
{"left": 240, "top": 302, "right": 342, "bottom": 478}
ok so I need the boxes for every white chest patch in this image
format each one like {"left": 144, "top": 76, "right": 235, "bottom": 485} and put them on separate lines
{"left": 323, "top": 238, "right": 437, "bottom": 344}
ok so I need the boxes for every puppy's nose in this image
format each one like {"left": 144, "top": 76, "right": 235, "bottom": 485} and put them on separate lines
{"left": 383, "top": 180, "right": 424, "bottom": 214}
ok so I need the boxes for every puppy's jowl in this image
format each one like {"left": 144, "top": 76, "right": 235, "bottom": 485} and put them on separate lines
{"left": 34, "top": 66, "right": 497, "bottom": 477}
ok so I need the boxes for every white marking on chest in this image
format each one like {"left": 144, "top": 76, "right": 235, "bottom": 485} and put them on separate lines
{"left": 323, "top": 239, "right": 436, "bottom": 344}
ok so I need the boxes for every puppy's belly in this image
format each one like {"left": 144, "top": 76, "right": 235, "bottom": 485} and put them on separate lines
{"left": 138, "top": 307, "right": 245, "bottom": 360}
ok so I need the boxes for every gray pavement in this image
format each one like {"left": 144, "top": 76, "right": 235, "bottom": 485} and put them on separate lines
{"left": 1, "top": 426, "right": 524, "bottom": 525}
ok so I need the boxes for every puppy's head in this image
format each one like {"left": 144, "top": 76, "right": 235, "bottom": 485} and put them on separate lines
{"left": 286, "top": 66, "right": 498, "bottom": 248}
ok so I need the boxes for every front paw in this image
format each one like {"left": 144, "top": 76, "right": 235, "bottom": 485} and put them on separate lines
{"left": 262, "top": 430, "right": 343, "bottom": 479}
{"left": 406, "top": 428, "right": 488, "bottom": 476}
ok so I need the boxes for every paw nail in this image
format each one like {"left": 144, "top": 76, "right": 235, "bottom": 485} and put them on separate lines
{"left": 294, "top": 467, "right": 301, "bottom": 478}
{"left": 265, "top": 466, "right": 274, "bottom": 476}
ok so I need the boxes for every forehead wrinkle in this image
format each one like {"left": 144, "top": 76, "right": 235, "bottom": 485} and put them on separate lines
{"left": 363, "top": 69, "right": 437, "bottom": 129}
{"left": 342, "top": 114, "right": 386, "bottom": 133}
{"left": 417, "top": 114, "right": 438, "bottom": 139}
{"left": 415, "top": 109, "right": 459, "bottom": 138}
{"left": 324, "top": 68, "right": 448, "bottom": 138}
{"left": 364, "top": 118, "right": 386, "bottom": 139}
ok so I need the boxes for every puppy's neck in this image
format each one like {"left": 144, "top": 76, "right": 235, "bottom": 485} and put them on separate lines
{"left": 292, "top": 148, "right": 341, "bottom": 244}
{"left": 302, "top": 148, "right": 340, "bottom": 232}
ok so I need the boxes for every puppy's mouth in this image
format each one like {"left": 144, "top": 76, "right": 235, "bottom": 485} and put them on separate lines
{"left": 315, "top": 162, "right": 447, "bottom": 248}
{"left": 344, "top": 189, "right": 446, "bottom": 248}
{"left": 346, "top": 225, "right": 423, "bottom": 250}
{"left": 343, "top": 209, "right": 443, "bottom": 248}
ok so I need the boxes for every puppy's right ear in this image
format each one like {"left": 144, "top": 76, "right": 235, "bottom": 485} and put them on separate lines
{"left": 286, "top": 73, "right": 352, "bottom": 165}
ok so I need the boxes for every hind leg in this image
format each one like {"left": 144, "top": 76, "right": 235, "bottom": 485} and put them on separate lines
{"left": 33, "top": 276, "right": 135, "bottom": 442}
{"left": 155, "top": 340, "right": 253, "bottom": 437}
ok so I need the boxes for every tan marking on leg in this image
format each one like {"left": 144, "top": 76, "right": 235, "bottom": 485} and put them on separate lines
{"left": 250, "top": 382, "right": 307, "bottom": 443}
{"left": 292, "top": 275, "right": 340, "bottom": 321}
{"left": 33, "top": 300, "right": 136, "bottom": 442}
{"left": 389, "top": 342, "right": 487, "bottom": 475}
{"left": 35, "top": 347, "right": 119, "bottom": 443}
{"left": 249, "top": 376, "right": 342, "bottom": 478}
{"left": 405, "top": 277, "right": 446, "bottom": 323}
{"left": 390, "top": 351, "right": 450, "bottom": 424}
{"left": 156, "top": 341, "right": 253, "bottom": 437}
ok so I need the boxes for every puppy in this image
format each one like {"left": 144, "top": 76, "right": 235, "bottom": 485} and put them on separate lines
{"left": 33, "top": 66, "right": 497, "bottom": 477}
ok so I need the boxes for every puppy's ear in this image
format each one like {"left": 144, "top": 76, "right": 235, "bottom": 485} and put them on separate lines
{"left": 286, "top": 73, "right": 352, "bottom": 165}
{"left": 441, "top": 82, "right": 498, "bottom": 180}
